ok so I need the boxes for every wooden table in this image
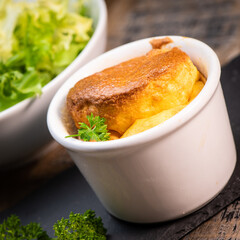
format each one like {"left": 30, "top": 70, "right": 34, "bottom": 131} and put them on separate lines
{"left": 1, "top": 0, "right": 240, "bottom": 239}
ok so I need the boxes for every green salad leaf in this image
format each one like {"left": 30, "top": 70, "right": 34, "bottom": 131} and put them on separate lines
{"left": 0, "top": 0, "right": 93, "bottom": 112}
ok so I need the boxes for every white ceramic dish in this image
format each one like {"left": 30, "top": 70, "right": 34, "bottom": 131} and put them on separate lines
{"left": 0, "top": 0, "right": 107, "bottom": 167}
{"left": 47, "top": 36, "right": 236, "bottom": 223}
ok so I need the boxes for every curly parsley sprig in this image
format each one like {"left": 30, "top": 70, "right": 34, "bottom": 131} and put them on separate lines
{"left": 0, "top": 215, "right": 50, "bottom": 240}
{"left": 0, "top": 210, "right": 107, "bottom": 240}
{"left": 66, "top": 113, "right": 110, "bottom": 142}
{"left": 53, "top": 210, "right": 107, "bottom": 240}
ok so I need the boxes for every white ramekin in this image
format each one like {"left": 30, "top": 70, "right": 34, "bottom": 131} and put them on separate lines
{"left": 47, "top": 36, "right": 236, "bottom": 223}
{"left": 0, "top": 0, "right": 107, "bottom": 167}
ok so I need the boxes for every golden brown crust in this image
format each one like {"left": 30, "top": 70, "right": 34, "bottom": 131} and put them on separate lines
{"left": 150, "top": 37, "right": 173, "bottom": 49}
{"left": 67, "top": 45, "right": 200, "bottom": 135}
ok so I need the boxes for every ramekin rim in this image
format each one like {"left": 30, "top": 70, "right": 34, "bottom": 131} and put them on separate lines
{"left": 47, "top": 35, "right": 221, "bottom": 152}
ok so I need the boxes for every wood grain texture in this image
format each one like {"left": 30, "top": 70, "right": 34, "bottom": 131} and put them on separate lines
{"left": 106, "top": 0, "right": 240, "bottom": 65}
{"left": 182, "top": 200, "right": 240, "bottom": 239}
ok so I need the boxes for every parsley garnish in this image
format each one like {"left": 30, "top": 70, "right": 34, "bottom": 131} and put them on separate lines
{"left": 0, "top": 210, "right": 107, "bottom": 239}
{"left": 0, "top": 215, "right": 50, "bottom": 239}
{"left": 66, "top": 113, "right": 110, "bottom": 142}
{"left": 53, "top": 210, "right": 107, "bottom": 239}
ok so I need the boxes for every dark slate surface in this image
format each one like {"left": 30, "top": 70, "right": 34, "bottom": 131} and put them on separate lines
{"left": 0, "top": 56, "right": 240, "bottom": 239}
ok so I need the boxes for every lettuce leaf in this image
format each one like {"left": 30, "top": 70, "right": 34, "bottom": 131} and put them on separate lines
{"left": 0, "top": 0, "right": 93, "bottom": 112}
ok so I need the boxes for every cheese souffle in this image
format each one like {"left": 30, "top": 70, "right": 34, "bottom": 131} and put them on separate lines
{"left": 67, "top": 37, "right": 205, "bottom": 139}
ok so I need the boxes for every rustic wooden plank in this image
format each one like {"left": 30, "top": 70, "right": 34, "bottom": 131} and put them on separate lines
{"left": 105, "top": 0, "right": 240, "bottom": 65}
{"left": 183, "top": 200, "right": 240, "bottom": 239}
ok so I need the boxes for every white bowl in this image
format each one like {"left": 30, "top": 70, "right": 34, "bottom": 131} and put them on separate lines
{"left": 47, "top": 36, "right": 236, "bottom": 223}
{"left": 0, "top": 0, "right": 107, "bottom": 167}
